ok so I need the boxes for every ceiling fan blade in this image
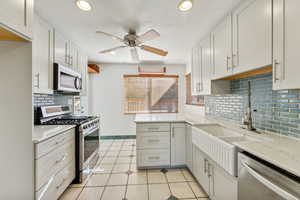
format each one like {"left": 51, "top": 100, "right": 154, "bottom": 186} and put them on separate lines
{"left": 131, "top": 48, "right": 139, "bottom": 62}
{"left": 96, "top": 31, "right": 124, "bottom": 42}
{"left": 140, "top": 45, "right": 168, "bottom": 56}
{"left": 99, "top": 46, "right": 127, "bottom": 54}
{"left": 137, "top": 29, "right": 160, "bottom": 44}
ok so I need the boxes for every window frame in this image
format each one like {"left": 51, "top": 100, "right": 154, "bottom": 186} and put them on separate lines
{"left": 123, "top": 74, "right": 179, "bottom": 114}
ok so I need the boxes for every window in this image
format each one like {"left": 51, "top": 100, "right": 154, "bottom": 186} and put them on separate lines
{"left": 185, "top": 73, "right": 204, "bottom": 106}
{"left": 124, "top": 75, "right": 179, "bottom": 114}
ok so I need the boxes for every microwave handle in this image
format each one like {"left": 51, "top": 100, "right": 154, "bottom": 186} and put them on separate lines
{"left": 241, "top": 162, "right": 299, "bottom": 200}
{"left": 74, "top": 77, "right": 80, "bottom": 90}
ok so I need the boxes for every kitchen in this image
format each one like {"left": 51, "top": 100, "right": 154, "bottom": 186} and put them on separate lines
{"left": 0, "top": 0, "right": 300, "bottom": 200}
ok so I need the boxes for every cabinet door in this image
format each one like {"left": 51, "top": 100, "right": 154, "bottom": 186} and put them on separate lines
{"left": 32, "top": 15, "right": 53, "bottom": 94}
{"left": 211, "top": 15, "right": 232, "bottom": 79}
{"left": 273, "top": 0, "right": 300, "bottom": 90}
{"left": 200, "top": 35, "right": 212, "bottom": 95}
{"left": 54, "top": 30, "right": 68, "bottom": 66}
{"left": 232, "top": 0, "right": 272, "bottom": 74}
{"left": 171, "top": 123, "right": 186, "bottom": 166}
{"left": 0, "top": 0, "right": 33, "bottom": 39}
{"left": 191, "top": 46, "right": 202, "bottom": 95}
{"left": 192, "top": 146, "right": 210, "bottom": 194}
{"left": 210, "top": 163, "right": 238, "bottom": 200}
{"left": 69, "top": 42, "right": 78, "bottom": 70}
{"left": 185, "top": 124, "right": 193, "bottom": 170}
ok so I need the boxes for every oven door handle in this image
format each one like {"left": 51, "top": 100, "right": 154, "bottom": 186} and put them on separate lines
{"left": 241, "top": 162, "right": 299, "bottom": 200}
{"left": 83, "top": 127, "right": 99, "bottom": 137}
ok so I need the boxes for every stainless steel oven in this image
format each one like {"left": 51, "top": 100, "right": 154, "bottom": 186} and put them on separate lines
{"left": 54, "top": 63, "right": 82, "bottom": 93}
{"left": 79, "top": 118, "right": 100, "bottom": 182}
{"left": 238, "top": 152, "right": 300, "bottom": 200}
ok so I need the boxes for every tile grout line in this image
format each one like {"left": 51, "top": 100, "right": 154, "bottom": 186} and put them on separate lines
{"left": 99, "top": 139, "right": 122, "bottom": 200}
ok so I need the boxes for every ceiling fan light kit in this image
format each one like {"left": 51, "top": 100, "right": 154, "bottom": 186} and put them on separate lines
{"left": 96, "top": 29, "right": 168, "bottom": 62}
{"left": 178, "top": 0, "right": 193, "bottom": 12}
{"left": 76, "top": 0, "right": 92, "bottom": 11}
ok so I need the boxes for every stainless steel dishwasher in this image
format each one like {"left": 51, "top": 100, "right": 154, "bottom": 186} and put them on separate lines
{"left": 238, "top": 152, "right": 300, "bottom": 200}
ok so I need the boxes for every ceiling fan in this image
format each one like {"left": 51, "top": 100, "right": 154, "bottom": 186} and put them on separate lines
{"left": 96, "top": 29, "right": 168, "bottom": 62}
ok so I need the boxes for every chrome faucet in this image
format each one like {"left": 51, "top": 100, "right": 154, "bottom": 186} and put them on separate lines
{"left": 243, "top": 81, "right": 255, "bottom": 131}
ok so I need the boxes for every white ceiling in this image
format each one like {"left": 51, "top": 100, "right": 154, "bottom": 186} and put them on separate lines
{"left": 35, "top": 0, "right": 241, "bottom": 64}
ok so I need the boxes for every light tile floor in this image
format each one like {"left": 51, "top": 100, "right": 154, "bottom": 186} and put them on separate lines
{"left": 60, "top": 139, "right": 209, "bottom": 200}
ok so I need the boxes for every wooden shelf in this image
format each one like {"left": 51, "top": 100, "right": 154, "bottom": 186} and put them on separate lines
{"left": 0, "top": 27, "right": 26, "bottom": 41}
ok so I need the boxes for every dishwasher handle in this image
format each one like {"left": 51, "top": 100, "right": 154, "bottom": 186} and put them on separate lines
{"left": 242, "top": 162, "right": 299, "bottom": 200}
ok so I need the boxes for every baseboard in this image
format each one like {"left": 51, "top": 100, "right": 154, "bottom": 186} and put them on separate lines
{"left": 100, "top": 135, "right": 136, "bottom": 140}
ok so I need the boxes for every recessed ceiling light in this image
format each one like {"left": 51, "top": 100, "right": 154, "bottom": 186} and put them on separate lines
{"left": 110, "top": 51, "right": 116, "bottom": 55}
{"left": 76, "top": 0, "right": 92, "bottom": 11}
{"left": 178, "top": 0, "right": 193, "bottom": 12}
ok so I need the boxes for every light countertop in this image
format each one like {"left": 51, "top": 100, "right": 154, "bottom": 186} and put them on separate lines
{"left": 134, "top": 114, "right": 213, "bottom": 125}
{"left": 233, "top": 132, "right": 300, "bottom": 177}
{"left": 135, "top": 113, "right": 300, "bottom": 177}
{"left": 33, "top": 125, "right": 76, "bottom": 144}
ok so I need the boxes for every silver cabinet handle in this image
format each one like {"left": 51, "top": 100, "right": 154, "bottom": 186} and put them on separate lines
{"left": 274, "top": 59, "right": 280, "bottom": 82}
{"left": 148, "top": 156, "right": 160, "bottom": 160}
{"left": 24, "top": 0, "right": 27, "bottom": 26}
{"left": 232, "top": 54, "right": 237, "bottom": 69}
{"left": 242, "top": 162, "right": 299, "bottom": 200}
{"left": 55, "top": 137, "right": 65, "bottom": 145}
{"left": 55, "top": 154, "right": 67, "bottom": 164}
{"left": 148, "top": 139, "right": 160, "bottom": 143}
{"left": 207, "top": 162, "right": 211, "bottom": 177}
{"left": 226, "top": 56, "right": 231, "bottom": 71}
{"left": 148, "top": 127, "right": 159, "bottom": 131}
{"left": 204, "top": 159, "right": 208, "bottom": 174}
{"left": 34, "top": 73, "right": 40, "bottom": 88}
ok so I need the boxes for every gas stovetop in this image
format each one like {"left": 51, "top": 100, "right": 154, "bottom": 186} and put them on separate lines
{"left": 41, "top": 115, "right": 97, "bottom": 125}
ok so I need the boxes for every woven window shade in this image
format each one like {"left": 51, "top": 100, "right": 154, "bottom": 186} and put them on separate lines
{"left": 124, "top": 75, "right": 178, "bottom": 114}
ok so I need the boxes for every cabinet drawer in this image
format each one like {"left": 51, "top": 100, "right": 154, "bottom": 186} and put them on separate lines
{"left": 137, "top": 149, "right": 170, "bottom": 167}
{"left": 36, "top": 162, "right": 75, "bottom": 200}
{"left": 35, "top": 128, "right": 75, "bottom": 159}
{"left": 137, "top": 132, "right": 170, "bottom": 149}
{"left": 36, "top": 139, "right": 75, "bottom": 191}
{"left": 136, "top": 123, "right": 170, "bottom": 132}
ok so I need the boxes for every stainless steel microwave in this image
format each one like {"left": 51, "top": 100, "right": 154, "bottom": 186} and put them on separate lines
{"left": 54, "top": 63, "right": 82, "bottom": 93}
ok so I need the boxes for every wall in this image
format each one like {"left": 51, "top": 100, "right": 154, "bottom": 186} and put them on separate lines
{"left": 0, "top": 41, "right": 34, "bottom": 199}
{"left": 89, "top": 63, "right": 186, "bottom": 136}
{"left": 205, "top": 73, "right": 300, "bottom": 139}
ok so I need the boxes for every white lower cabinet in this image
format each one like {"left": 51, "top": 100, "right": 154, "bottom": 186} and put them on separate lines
{"left": 171, "top": 123, "right": 186, "bottom": 166}
{"left": 192, "top": 144, "right": 237, "bottom": 200}
{"left": 137, "top": 149, "right": 170, "bottom": 167}
{"left": 34, "top": 128, "right": 75, "bottom": 200}
{"left": 185, "top": 124, "right": 193, "bottom": 171}
{"left": 136, "top": 122, "right": 186, "bottom": 168}
{"left": 192, "top": 145, "right": 210, "bottom": 193}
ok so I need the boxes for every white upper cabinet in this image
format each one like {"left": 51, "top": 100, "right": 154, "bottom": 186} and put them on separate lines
{"left": 232, "top": 0, "right": 272, "bottom": 74}
{"left": 32, "top": 14, "right": 53, "bottom": 94}
{"left": 0, "top": 0, "right": 33, "bottom": 39}
{"left": 54, "top": 30, "right": 69, "bottom": 66}
{"left": 199, "top": 36, "right": 212, "bottom": 95}
{"left": 273, "top": 0, "right": 300, "bottom": 90}
{"left": 211, "top": 15, "right": 233, "bottom": 80}
{"left": 191, "top": 46, "right": 202, "bottom": 95}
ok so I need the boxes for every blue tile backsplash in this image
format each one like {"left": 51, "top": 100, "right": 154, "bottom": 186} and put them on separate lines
{"left": 205, "top": 72, "right": 300, "bottom": 139}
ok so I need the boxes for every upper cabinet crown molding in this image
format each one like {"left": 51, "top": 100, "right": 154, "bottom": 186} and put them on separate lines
{"left": 0, "top": 0, "right": 34, "bottom": 40}
{"left": 232, "top": 0, "right": 272, "bottom": 74}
